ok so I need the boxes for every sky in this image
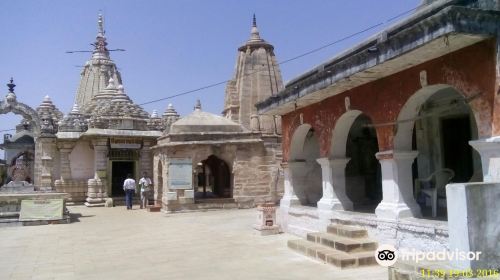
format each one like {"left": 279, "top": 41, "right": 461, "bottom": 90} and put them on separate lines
{"left": 0, "top": 0, "right": 420, "bottom": 156}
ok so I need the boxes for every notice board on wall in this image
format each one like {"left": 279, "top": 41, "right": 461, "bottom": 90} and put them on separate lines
{"left": 168, "top": 158, "right": 192, "bottom": 190}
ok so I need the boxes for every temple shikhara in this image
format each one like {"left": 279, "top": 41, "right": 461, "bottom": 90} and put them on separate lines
{"left": 1, "top": 0, "right": 499, "bottom": 277}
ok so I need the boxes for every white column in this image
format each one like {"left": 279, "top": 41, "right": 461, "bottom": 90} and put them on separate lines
{"left": 469, "top": 137, "right": 500, "bottom": 182}
{"left": 280, "top": 162, "right": 300, "bottom": 208}
{"left": 375, "top": 150, "right": 421, "bottom": 220}
{"left": 316, "top": 158, "right": 353, "bottom": 210}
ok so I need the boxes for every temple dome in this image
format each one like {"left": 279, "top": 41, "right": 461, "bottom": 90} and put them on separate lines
{"left": 170, "top": 100, "right": 244, "bottom": 134}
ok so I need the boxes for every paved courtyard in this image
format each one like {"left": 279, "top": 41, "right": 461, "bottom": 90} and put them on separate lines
{"left": 0, "top": 206, "right": 388, "bottom": 280}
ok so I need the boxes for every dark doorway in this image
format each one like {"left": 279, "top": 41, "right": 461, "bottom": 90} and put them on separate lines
{"left": 441, "top": 116, "right": 473, "bottom": 182}
{"left": 345, "top": 115, "right": 382, "bottom": 212}
{"left": 196, "top": 155, "right": 231, "bottom": 199}
{"left": 112, "top": 161, "right": 134, "bottom": 196}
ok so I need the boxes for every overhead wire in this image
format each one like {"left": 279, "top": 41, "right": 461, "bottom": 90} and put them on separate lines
{"left": 0, "top": 4, "right": 423, "bottom": 132}
{"left": 137, "top": 4, "right": 421, "bottom": 106}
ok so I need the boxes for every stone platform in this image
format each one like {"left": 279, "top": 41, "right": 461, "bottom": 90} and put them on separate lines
{"left": 0, "top": 190, "right": 70, "bottom": 227}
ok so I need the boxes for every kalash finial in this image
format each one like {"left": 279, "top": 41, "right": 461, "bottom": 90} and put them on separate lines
{"left": 98, "top": 13, "right": 104, "bottom": 35}
{"left": 249, "top": 14, "right": 261, "bottom": 42}
{"left": 194, "top": 99, "right": 202, "bottom": 111}
{"left": 7, "top": 77, "right": 15, "bottom": 93}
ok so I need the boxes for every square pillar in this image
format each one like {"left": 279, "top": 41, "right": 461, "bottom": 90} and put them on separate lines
{"left": 85, "top": 139, "right": 108, "bottom": 207}
{"left": 35, "top": 136, "right": 57, "bottom": 190}
{"left": 139, "top": 140, "right": 154, "bottom": 176}
{"left": 316, "top": 157, "right": 353, "bottom": 210}
{"left": 469, "top": 137, "right": 500, "bottom": 182}
{"left": 447, "top": 182, "right": 500, "bottom": 270}
{"left": 279, "top": 162, "right": 300, "bottom": 208}
{"left": 57, "top": 141, "right": 76, "bottom": 181}
{"left": 375, "top": 150, "right": 421, "bottom": 220}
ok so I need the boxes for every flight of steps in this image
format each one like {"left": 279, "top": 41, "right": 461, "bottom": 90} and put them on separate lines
{"left": 287, "top": 223, "right": 378, "bottom": 269}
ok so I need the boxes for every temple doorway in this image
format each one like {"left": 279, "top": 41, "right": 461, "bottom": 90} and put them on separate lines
{"left": 344, "top": 114, "right": 382, "bottom": 212}
{"left": 111, "top": 161, "right": 135, "bottom": 196}
{"left": 195, "top": 155, "right": 231, "bottom": 199}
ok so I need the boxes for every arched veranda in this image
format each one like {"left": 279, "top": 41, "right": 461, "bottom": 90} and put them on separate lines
{"left": 394, "top": 85, "right": 482, "bottom": 219}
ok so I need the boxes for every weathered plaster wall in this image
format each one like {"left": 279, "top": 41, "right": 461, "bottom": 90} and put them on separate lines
{"left": 282, "top": 40, "right": 497, "bottom": 161}
{"left": 69, "top": 140, "right": 94, "bottom": 180}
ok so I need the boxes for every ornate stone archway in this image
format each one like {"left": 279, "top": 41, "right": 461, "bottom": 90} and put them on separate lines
{"left": 0, "top": 79, "right": 52, "bottom": 188}
{"left": 0, "top": 97, "right": 41, "bottom": 137}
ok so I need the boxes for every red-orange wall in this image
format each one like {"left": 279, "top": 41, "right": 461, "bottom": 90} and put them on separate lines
{"left": 282, "top": 39, "right": 497, "bottom": 161}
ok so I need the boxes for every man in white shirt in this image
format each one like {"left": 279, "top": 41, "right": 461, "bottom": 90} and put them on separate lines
{"left": 123, "top": 174, "right": 136, "bottom": 210}
{"left": 139, "top": 172, "right": 153, "bottom": 209}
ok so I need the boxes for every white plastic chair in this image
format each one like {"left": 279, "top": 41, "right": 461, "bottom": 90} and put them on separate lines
{"left": 415, "top": 168, "right": 455, "bottom": 218}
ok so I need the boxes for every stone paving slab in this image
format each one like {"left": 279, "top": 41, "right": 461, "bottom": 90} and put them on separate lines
{"left": 0, "top": 206, "right": 388, "bottom": 280}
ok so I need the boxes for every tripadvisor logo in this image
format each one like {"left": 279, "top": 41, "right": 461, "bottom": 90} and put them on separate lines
{"left": 375, "top": 244, "right": 398, "bottom": 267}
{"left": 375, "top": 244, "right": 482, "bottom": 267}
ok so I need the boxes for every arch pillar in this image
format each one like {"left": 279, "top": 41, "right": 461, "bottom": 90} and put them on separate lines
{"left": 316, "top": 157, "right": 353, "bottom": 210}
{"left": 375, "top": 150, "right": 421, "bottom": 220}
{"left": 280, "top": 162, "right": 300, "bottom": 208}
{"left": 469, "top": 138, "right": 500, "bottom": 182}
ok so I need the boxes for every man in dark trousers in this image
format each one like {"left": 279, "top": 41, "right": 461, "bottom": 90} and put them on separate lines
{"left": 123, "top": 174, "right": 136, "bottom": 210}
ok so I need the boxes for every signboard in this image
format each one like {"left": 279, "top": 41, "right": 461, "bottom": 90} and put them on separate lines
{"left": 168, "top": 158, "right": 193, "bottom": 190}
{"left": 19, "top": 199, "right": 64, "bottom": 221}
{"left": 110, "top": 138, "right": 142, "bottom": 149}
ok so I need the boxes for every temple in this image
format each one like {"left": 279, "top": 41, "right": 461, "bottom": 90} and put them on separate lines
{"left": 0, "top": 14, "right": 284, "bottom": 210}
{"left": 152, "top": 15, "right": 284, "bottom": 210}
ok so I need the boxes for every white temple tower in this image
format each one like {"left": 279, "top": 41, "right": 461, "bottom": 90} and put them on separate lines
{"left": 75, "top": 14, "right": 123, "bottom": 107}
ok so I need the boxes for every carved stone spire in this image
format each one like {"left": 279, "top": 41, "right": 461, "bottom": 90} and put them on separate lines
{"left": 161, "top": 103, "right": 180, "bottom": 133}
{"left": 93, "top": 14, "right": 109, "bottom": 59}
{"left": 75, "top": 14, "right": 122, "bottom": 109}
{"left": 223, "top": 16, "right": 284, "bottom": 134}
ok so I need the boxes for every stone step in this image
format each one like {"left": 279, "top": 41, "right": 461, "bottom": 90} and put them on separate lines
{"left": 327, "top": 224, "right": 368, "bottom": 239}
{"left": 306, "top": 232, "right": 377, "bottom": 253}
{"left": 111, "top": 197, "right": 145, "bottom": 206}
{"left": 287, "top": 239, "right": 377, "bottom": 269}
{"left": 195, "top": 198, "right": 238, "bottom": 209}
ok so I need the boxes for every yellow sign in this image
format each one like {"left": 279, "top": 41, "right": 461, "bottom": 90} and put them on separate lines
{"left": 19, "top": 199, "right": 64, "bottom": 221}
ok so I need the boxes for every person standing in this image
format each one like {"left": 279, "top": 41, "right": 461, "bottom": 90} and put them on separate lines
{"left": 123, "top": 174, "right": 136, "bottom": 210}
{"left": 139, "top": 172, "right": 153, "bottom": 209}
